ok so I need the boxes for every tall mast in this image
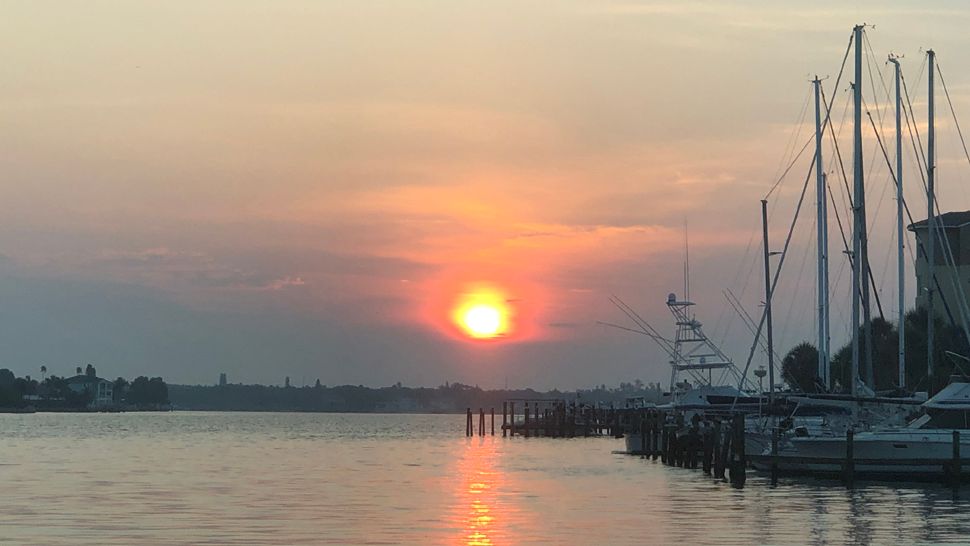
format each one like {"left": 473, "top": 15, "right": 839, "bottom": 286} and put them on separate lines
{"left": 850, "top": 24, "right": 863, "bottom": 395}
{"left": 889, "top": 54, "right": 905, "bottom": 389}
{"left": 761, "top": 199, "right": 775, "bottom": 406}
{"left": 858, "top": 26, "right": 875, "bottom": 389}
{"left": 927, "top": 49, "right": 936, "bottom": 384}
{"left": 813, "top": 76, "right": 830, "bottom": 390}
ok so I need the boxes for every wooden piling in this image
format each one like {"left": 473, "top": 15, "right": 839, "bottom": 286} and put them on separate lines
{"left": 770, "top": 426, "right": 779, "bottom": 485}
{"left": 491, "top": 407, "right": 495, "bottom": 436}
{"left": 702, "top": 422, "right": 713, "bottom": 474}
{"left": 639, "top": 416, "right": 647, "bottom": 456}
{"left": 510, "top": 402, "right": 515, "bottom": 437}
{"left": 951, "top": 430, "right": 961, "bottom": 483}
{"left": 502, "top": 402, "right": 508, "bottom": 437}
{"left": 714, "top": 419, "right": 728, "bottom": 480}
{"left": 729, "top": 413, "right": 746, "bottom": 486}
{"left": 843, "top": 429, "right": 855, "bottom": 485}
{"left": 466, "top": 408, "right": 472, "bottom": 437}
{"left": 524, "top": 402, "right": 530, "bottom": 438}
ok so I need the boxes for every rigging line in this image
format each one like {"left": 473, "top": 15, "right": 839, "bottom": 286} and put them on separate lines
{"left": 865, "top": 31, "right": 896, "bottom": 112}
{"left": 901, "top": 63, "right": 929, "bottom": 174}
{"left": 826, "top": 177, "right": 852, "bottom": 284}
{"left": 779, "top": 208, "right": 815, "bottom": 349}
{"left": 867, "top": 109, "right": 961, "bottom": 330}
{"left": 819, "top": 85, "right": 855, "bottom": 268}
{"left": 774, "top": 87, "right": 814, "bottom": 184}
{"left": 821, "top": 85, "right": 855, "bottom": 211}
{"left": 861, "top": 99, "right": 895, "bottom": 232}
{"left": 725, "top": 289, "right": 781, "bottom": 362}
{"left": 764, "top": 135, "right": 814, "bottom": 200}
{"left": 726, "top": 288, "right": 799, "bottom": 390}
{"left": 937, "top": 61, "right": 970, "bottom": 170}
{"left": 863, "top": 30, "right": 894, "bottom": 135}
{"left": 880, "top": 218, "right": 895, "bottom": 301}
{"left": 863, "top": 32, "right": 888, "bottom": 131}
{"left": 735, "top": 154, "right": 816, "bottom": 403}
{"left": 611, "top": 296, "right": 677, "bottom": 352}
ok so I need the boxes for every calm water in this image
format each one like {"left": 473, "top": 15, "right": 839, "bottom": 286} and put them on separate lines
{"left": 2, "top": 412, "right": 970, "bottom": 545}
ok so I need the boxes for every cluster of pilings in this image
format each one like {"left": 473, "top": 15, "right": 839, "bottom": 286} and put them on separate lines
{"left": 501, "top": 399, "right": 620, "bottom": 438}
{"left": 622, "top": 408, "right": 748, "bottom": 486}
{"left": 465, "top": 407, "right": 495, "bottom": 436}
{"left": 461, "top": 399, "right": 622, "bottom": 438}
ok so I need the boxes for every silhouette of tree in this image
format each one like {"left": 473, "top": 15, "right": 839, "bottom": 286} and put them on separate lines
{"left": 781, "top": 342, "right": 819, "bottom": 392}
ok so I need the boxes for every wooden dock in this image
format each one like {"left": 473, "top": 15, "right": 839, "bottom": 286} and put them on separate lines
{"left": 465, "top": 399, "right": 621, "bottom": 438}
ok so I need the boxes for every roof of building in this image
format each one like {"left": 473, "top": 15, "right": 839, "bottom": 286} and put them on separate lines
{"left": 66, "top": 374, "right": 110, "bottom": 385}
{"left": 909, "top": 210, "right": 970, "bottom": 230}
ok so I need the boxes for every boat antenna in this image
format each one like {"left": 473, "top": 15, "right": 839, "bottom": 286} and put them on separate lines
{"left": 684, "top": 219, "right": 690, "bottom": 304}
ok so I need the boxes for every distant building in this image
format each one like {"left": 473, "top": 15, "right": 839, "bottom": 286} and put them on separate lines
{"left": 219, "top": 373, "right": 227, "bottom": 387}
{"left": 66, "top": 375, "right": 114, "bottom": 408}
{"left": 909, "top": 211, "right": 970, "bottom": 319}
{"left": 285, "top": 376, "right": 291, "bottom": 388}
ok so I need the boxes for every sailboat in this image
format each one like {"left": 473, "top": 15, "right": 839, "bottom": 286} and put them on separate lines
{"left": 744, "top": 25, "right": 929, "bottom": 455}
{"left": 750, "top": 379, "right": 970, "bottom": 477}
{"left": 752, "top": 31, "right": 970, "bottom": 477}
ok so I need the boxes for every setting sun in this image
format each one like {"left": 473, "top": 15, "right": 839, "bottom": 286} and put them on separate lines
{"left": 462, "top": 304, "right": 502, "bottom": 338}
{"left": 451, "top": 284, "right": 513, "bottom": 340}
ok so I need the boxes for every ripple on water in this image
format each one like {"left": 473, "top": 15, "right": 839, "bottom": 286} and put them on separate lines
{"left": 3, "top": 413, "right": 970, "bottom": 545}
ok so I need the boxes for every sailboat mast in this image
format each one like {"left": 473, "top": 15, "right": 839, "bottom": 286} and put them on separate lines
{"left": 850, "top": 24, "right": 863, "bottom": 395}
{"left": 927, "top": 49, "right": 936, "bottom": 383}
{"left": 761, "top": 199, "right": 775, "bottom": 406}
{"left": 813, "top": 76, "right": 830, "bottom": 390}
{"left": 890, "top": 55, "right": 906, "bottom": 389}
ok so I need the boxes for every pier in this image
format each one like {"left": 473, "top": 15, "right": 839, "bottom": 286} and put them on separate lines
{"left": 465, "top": 399, "right": 621, "bottom": 438}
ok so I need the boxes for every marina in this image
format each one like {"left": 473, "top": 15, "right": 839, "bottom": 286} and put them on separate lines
{"left": 453, "top": 23, "right": 970, "bottom": 496}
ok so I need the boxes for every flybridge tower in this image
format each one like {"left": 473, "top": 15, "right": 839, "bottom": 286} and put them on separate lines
{"left": 666, "top": 293, "right": 747, "bottom": 392}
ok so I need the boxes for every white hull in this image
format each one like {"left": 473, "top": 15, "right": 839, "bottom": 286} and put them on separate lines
{"left": 751, "top": 429, "right": 970, "bottom": 476}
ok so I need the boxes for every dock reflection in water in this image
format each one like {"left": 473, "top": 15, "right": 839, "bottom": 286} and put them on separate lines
{"left": 2, "top": 412, "right": 970, "bottom": 545}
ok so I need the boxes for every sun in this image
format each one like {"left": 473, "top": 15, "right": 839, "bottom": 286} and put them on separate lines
{"left": 450, "top": 284, "right": 512, "bottom": 340}
{"left": 462, "top": 304, "right": 502, "bottom": 338}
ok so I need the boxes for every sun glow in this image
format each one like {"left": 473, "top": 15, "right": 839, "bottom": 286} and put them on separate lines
{"left": 462, "top": 305, "right": 502, "bottom": 337}
{"left": 452, "top": 285, "right": 512, "bottom": 340}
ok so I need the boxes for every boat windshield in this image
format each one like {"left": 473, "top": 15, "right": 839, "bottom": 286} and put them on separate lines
{"left": 918, "top": 409, "right": 970, "bottom": 429}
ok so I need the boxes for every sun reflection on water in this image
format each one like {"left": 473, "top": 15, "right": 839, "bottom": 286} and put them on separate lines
{"left": 454, "top": 439, "right": 505, "bottom": 546}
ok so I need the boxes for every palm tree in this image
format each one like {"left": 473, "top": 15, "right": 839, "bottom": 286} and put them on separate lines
{"left": 40, "top": 365, "right": 47, "bottom": 381}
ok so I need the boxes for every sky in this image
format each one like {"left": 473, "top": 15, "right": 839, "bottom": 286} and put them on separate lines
{"left": 3, "top": 1, "right": 970, "bottom": 388}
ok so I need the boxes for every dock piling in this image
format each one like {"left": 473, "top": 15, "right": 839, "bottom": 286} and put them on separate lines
{"left": 843, "top": 429, "right": 855, "bottom": 486}
{"left": 771, "top": 426, "right": 779, "bottom": 485}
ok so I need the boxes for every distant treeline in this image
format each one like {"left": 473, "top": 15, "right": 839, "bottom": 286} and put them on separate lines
{"left": 169, "top": 380, "right": 668, "bottom": 413}
{"left": 0, "top": 365, "right": 170, "bottom": 410}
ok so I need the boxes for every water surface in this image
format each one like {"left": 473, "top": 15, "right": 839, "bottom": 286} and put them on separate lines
{"left": 1, "top": 412, "right": 969, "bottom": 545}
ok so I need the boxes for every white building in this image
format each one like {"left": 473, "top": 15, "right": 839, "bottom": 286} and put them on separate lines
{"left": 66, "top": 375, "right": 114, "bottom": 407}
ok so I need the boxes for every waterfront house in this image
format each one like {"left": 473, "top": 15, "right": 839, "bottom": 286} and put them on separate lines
{"left": 66, "top": 375, "right": 114, "bottom": 408}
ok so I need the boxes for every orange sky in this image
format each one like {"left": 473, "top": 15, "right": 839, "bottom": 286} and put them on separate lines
{"left": 3, "top": 2, "right": 970, "bottom": 387}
